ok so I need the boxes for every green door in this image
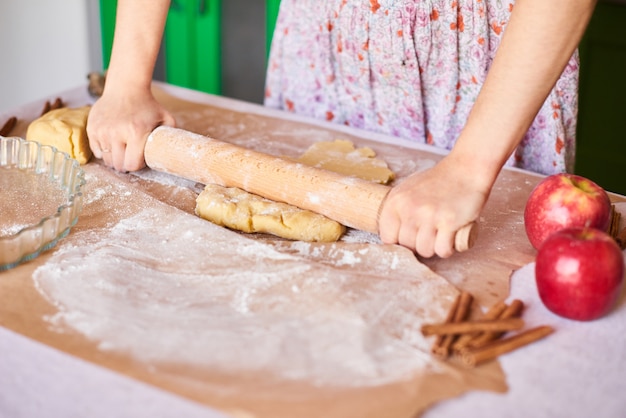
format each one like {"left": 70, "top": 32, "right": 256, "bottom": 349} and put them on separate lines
{"left": 99, "top": 0, "right": 281, "bottom": 96}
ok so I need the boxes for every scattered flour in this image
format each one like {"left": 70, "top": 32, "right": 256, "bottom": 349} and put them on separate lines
{"left": 33, "top": 206, "right": 454, "bottom": 388}
{"left": 131, "top": 167, "right": 204, "bottom": 193}
{"left": 341, "top": 228, "right": 382, "bottom": 244}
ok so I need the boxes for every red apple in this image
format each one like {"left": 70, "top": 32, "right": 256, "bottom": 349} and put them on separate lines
{"left": 535, "top": 227, "right": 624, "bottom": 321}
{"left": 524, "top": 173, "right": 611, "bottom": 250}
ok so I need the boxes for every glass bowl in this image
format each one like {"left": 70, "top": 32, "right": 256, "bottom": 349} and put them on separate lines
{"left": 0, "top": 136, "right": 85, "bottom": 271}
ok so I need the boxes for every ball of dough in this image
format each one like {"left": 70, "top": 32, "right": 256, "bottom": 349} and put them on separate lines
{"left": 26, "top": 106, "right": 92, "bottom": 164}
{"left": 195, "top": 184, "right": 346, "bottom": 242}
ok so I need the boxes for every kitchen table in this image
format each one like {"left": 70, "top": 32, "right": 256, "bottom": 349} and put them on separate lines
{"left": 0, "top": 82, "right": 624, "bottom": 418}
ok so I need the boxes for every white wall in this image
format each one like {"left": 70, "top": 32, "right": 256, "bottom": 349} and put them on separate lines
{"left": 0, "top": 0, "right": 102, "bottom": 112}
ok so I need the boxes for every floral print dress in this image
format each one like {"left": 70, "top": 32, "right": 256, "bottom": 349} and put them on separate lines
{"left": 264, "top": 0, "right": 579, "bottom": 175}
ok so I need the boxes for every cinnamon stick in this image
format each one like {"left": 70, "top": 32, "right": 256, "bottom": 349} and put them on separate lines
{"left": 40, "top": 100, "right": 51, "bottom": 116}
{"left": 430, "top": 293, "right": 461, "bottom": 357}
{"left": 50, "top": 97, "right": 64, "bottom": 111}
{"left": 452, "top": 300, "right": 507, "bottom": 353}
{"left": 617, "top": 227, "right": 626, "bottom": 250}
{"left": 609, "top": 205, "right": 626, "bottom": 249}
{"left": 609, "top": 205, "right": 621, "bottom": 239}
{"left": 465, "top": 299, "right": 524, "bottom": 350}
{"left": 422, "top": 317, "right": 524, "bottom": 337}
{"left": 452, "top": 291, "right": 473, "bottom": 323}
{"left": 461, "top": 325, "right": 554, "bottom": 367}
{"left": 0, "top": 116, "right": 17, "bottom": 137}
{"left": 431, "top": 291, "right": 473, "bottom": 358}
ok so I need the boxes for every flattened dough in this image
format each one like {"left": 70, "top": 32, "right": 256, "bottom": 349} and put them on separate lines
{"left": 296, "top": 139, "right": 395, "bottom": 184}
{"left": 26, "top": 106, "right": 92, "bottom": 164}
{"left": 195, "top": 139, "right": 395, "bottom": 242}
{"left": 196, "top": 184, "right": 346, "bottom": 242}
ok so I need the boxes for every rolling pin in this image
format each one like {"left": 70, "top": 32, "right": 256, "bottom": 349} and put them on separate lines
{"left": 144, "top": 126, "right": 478, "bottom": 252}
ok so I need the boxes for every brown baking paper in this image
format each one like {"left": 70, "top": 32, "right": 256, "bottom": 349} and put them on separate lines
{"left": 0, "top": 83, "right": 561, "bottom": 418}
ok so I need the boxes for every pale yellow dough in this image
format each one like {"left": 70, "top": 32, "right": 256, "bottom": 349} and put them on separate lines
{"left": 195, "top": 184, "right": 346, "bottom": 242}
{"left": 26, "top": 106, "right": 92, "bottom": 164}
{"left": 296, "top": 139, "right": 395, "bottom": 184}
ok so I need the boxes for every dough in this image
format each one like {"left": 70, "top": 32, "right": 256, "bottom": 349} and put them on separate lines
{"left": 26, "top": 106, "right": 92, "bottom": 164}
{"left": 296, "top": 139, "right": 395, "bottom": 184}
{"left": 195, "top": 184, "right": 346, "bottom": 242}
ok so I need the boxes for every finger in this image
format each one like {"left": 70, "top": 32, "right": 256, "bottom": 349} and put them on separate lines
{"left": 162, "top": 111, "right": 177, "bottom": 128}
{"left": 123, "top": 132, "right": 150, "bottom": 172}
{"left": 90, "top": 140, "right": 108, "bottom": 159}
{"left": 433, "top": 228, "right": 456, "bottom": 258}
{"left": 397, "top": 222, "right": 420, "bottom": 252}
{"left": 378, "top": 206, "right": 401, "bottom": 245}
{"left": 87, "top": 136, "right": 102, "bottom": 159}
{"left": 414, "top": 225, "right": 437, "bottom": 258}
{"left": 100, "top": 146, "right": 113, "bottom": 166}
{"left": 92, "top": 146, "right": 103, "bottom": 160}
{"left": 111, "top": 142, "right": 128, "bottom": 172}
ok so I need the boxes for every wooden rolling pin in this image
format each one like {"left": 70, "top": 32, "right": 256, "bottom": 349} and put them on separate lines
{"left": 145, "top": 126, "right": 478, "bottom": 252}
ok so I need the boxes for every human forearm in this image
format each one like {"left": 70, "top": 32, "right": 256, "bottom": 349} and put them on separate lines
{"left": 105, "top": 0, "right": 171, "bottom": 92}
{"left": 87, "top": 0, "right": 175, "bottom": 172}
{"left": 451, "top": 0, "right": 597, "bottom": 187}
{"left": 379, "top": 0, "right": 597, "bottom": 258}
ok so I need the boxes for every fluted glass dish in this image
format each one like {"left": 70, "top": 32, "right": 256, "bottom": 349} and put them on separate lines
{"left": 0, "top": 136, "right": 85, "bottom": 271}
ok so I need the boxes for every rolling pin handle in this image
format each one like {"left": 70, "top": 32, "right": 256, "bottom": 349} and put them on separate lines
{"left": 454, "top": 222, "right": 479, "bottom": 253}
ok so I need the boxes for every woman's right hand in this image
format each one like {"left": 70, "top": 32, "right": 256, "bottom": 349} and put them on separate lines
{"left": 87, "top": 86, "right": 176, "bottom": 173}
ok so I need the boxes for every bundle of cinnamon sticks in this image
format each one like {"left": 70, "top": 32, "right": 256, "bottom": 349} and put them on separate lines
{"left": 38, "top": 97, "right": 64, "bottom": 116}
{"left": 421, "top": 292, "right": 553, "bottom": 367}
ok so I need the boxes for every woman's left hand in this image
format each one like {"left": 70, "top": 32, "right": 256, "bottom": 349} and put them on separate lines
{"left": 378, "top": 155, "right": 490, "bottom": 258}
